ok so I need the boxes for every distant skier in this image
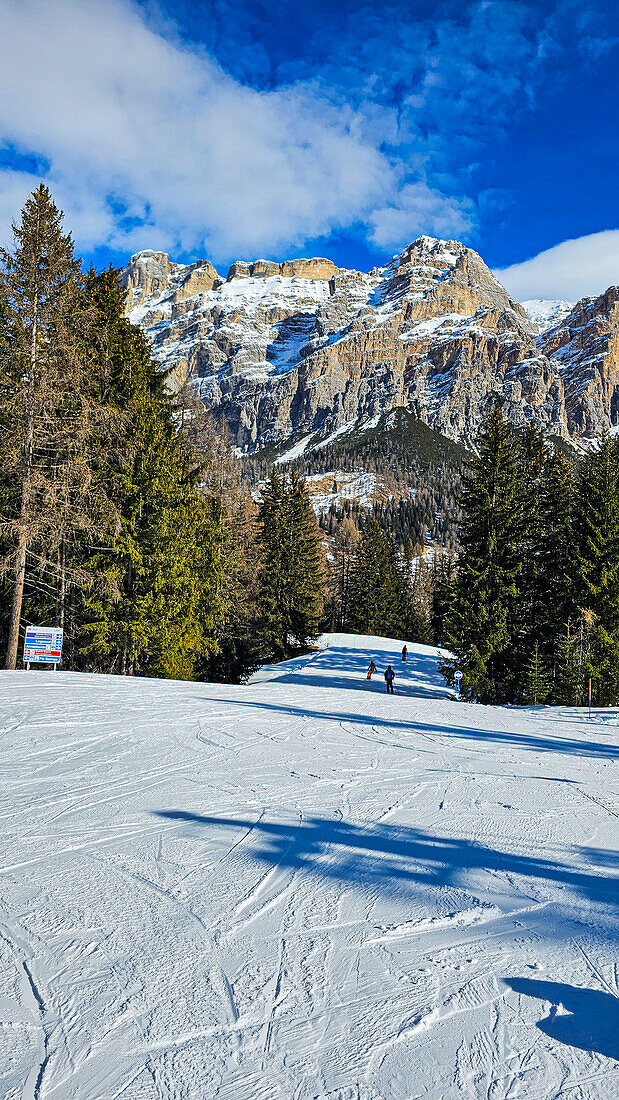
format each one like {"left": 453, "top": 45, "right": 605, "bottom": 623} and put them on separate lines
{"left": 366, "top": 660, "right": 377, "bottom": 680}
{"left": 384, "top": 665, "right": 395, "bottom": 694}
{"left": 401, "top": 645, "right": 408, "bottom": 662}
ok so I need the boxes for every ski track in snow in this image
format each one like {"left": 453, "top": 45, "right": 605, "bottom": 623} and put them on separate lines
{"left": 0, "top": 632, "right": 617, "bottom": 1099}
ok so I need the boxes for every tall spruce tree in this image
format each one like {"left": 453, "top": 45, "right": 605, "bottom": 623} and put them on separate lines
{"left": 524, "top": 642, "right": 549, "bottom": 704}
{"left": 347, "top": 519, "right": 407, "bottom": 638}
{"left": 430, "top": 551, "right": 457, "bottom": 646}
{"left": 329, "top": 515, "right": 361, "bottom": 630}
{"left": 510, "top": 425, "right": 546, "bottom": 688}
{"left": 507, "top": 429, "right": 576, "bottom": 698}
{"left": 553, "top": 615, "right": 592, "bottom": 706}
{"left": 535, "top": 446, "right": 576, "bottom": 687}
{"left": 78, "top": 269, "right": 223, "bottom": 679}
{"left": 444, "top": 405, "right": 522, "bottom": 703}
{"left": 571, "top": 437, "right": 619, "bottom": 704}
{"left": 0, "top": 185, "right": 115, "bottom": 668}
{"left": 259, "top": 470, "right": 325, "bottom": 658}
{"left": 176, "top": 383, "right": 265, "bottom": 683}
{"left": 406, "top": 553, "right": 433, "bottom": 643}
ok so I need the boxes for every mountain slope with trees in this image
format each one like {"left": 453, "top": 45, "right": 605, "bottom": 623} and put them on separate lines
{"left": 244, "top": 408, "right": 467, "bottom": 558}
{"left": 5, "top": 186, "right": 619, "bottom": 708}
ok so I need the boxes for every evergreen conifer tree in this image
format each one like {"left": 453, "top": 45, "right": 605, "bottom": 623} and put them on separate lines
{"left": 508, "top": 431, "right": 576, "bottom": 698}
{"left": 571, "top": 437, "right": 619, "bottom": 704}
{"left": 536, "top": 447, "right": 576, "bottom": 678}
{"left": 259, "top": 471, "right": 325, "bottom": 657}
{"left": 430, "top": 552, "right": 456, "bottom": 646}
{"left": 444, "top": 405, "right": 522, "bottom": 702}
{"left": 553, "top": 618, "right": 582, "bottom": 705}
{"left": 510, "top": 426, "right": 546, "bottom": 688}
{"left": 347, "top": 519, "right": 407, "bottom": 638}
{"left": 79, "top": 269, "right": 223, "bottom": 679}
{"left": 176, "top": 383, "right": 266, "bottom": 683}
{"left": 524, "top": 642, "right": 549, "bottom": 704}
{"left": 329, "top": 515, "right": 360, "bottom": 630}
{"left": 0, "top": 185, "right": 116, "bottom": 667}
{"left": 404, "top": 554, "right": 432, "bottom": 643}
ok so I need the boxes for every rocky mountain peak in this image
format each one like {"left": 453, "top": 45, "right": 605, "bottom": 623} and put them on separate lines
{"left": 124, "top": 249, "right": 176, "bottom": 301}
{"left": 537, "top": 285, "right": 619, "bottom": 437}
{"left": 378, "top": 235, "right": 536, "bottom": 336}
{"left": 120, "top": 238, "right": 619, "bottom": 451}
{"left": 124, "top": 250, "right": 221, "bottom": 312}
{"left": 522, "top": 299, "right": 574, "bottom": 332}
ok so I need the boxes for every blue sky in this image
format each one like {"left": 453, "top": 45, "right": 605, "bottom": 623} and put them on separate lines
{"left": 0, "top": 0, "right": 618, "bottom": 298}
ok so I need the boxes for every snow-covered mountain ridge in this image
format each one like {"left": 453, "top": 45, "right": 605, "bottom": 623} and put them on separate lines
{"left": 123, "top": 237, "right": 619, "bottom": 450}
{"left": 522, "top": 298, "right": 575, "bottom": 331}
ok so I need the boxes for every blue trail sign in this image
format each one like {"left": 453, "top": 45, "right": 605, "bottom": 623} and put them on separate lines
{"left": 23, "top": 626, "right": 63, "bottom": 667}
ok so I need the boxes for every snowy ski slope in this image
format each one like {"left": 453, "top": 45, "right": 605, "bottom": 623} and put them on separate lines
{"left": 0, "top": 633, "right": 617, "bottom": 1099}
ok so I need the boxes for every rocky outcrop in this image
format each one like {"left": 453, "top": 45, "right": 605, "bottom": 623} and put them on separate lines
{"left": 121, "top": 236, "right": 619, "bottom": 450}
{"left": 539, "top": 287, "right": 619, "bottom": 437}
{"left": 125, "top": 250, "right": 221, "bottom": 309}
{"left": 227, "top": 257, "right": 338, "bottom": 281}
{"left": 124, "top": 250, "right": 177, "bottom": 300}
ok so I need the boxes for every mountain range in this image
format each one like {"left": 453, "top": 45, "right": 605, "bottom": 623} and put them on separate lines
{"left": 122, "top": 235, "right": 619, "bottom": 457}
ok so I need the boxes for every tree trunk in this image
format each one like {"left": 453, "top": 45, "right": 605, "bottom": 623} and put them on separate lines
{"left": 5, "top": 288, "right": 38, "bottom": 670}
{"left": 58, "top": 539, "right": 66, "bottom": 629}
{"left": 5, "top": 520, "right": 28, "bottom": 669}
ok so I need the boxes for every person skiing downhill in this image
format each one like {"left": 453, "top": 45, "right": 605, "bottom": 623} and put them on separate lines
{"left": 384, "top": 665, "right": 395, "bottom": 694}
{"left": 401, "top": 645, "right": 407, "bottom": 662}
{"left": 367, "top": 660, "right": 377, "bottom": 680}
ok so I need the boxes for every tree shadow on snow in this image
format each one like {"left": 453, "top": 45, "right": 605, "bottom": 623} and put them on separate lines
{"left": 505, "top": 978, "right": 619, "bottom": 1060}
{"left": 204, "top": 696, "right": 619, "bottom": 762}
{"left": 153, "top": 810, "right": 618, "bottom": 912}
{"left": 269, "top": 671, "right": 452, "bottom": 699}
{"left": 260, "top": 645, "right": 450, "bottom": 699}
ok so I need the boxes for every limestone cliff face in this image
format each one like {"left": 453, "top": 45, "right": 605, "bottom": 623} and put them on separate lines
{"left": 539, "top": 287, "right": 619, "bottom": 438}
{"left": 122, "top": 237, "right": 619, "bottom": 449}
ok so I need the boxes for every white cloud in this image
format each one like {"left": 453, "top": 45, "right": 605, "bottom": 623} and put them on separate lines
{"left": 369, "top": 182, "right": 474, "bottom": 250}
{"left": 495, "top": 230, "right": 619, "bottom": 301}
{"left": 0, "top": 170, "right": 42, "bottom": 246}
{"left": 1, "top": 0, "right": 458, "bottom": 263}
{"left": 0, "top": 0, "right": 399, "bottom": 260}
{"left": 0, "top": 0, "right": 599, "bottom": 269}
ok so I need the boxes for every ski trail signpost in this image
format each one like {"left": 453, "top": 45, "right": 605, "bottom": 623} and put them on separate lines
{"left": 23, "top": 626, "right": 63, "bottom": 670}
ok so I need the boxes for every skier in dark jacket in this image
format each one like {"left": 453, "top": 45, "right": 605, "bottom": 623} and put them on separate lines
{"left": 384, "top": 665, "right": 395, "bottom": 693}
{"left": 401, "top": 645, "right": 408, "bottom": 662}
{"left": 367, "top": 660, "right": 377, "bottom": 680}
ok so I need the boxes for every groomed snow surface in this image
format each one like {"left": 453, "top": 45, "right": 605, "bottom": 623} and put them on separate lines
{"left": 1, "top": 633, "right": 617, "bottom": 1099}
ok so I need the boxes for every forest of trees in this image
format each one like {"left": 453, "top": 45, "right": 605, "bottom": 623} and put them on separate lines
{"left": 440, "top": 405, "right": 619, "bottom": 706}
{"left": 4, "top": 187, "right": 619, "bottom": 705}
{"left": 0, "top": 186, "right": 326, "bottom": 681}
{"left": 244, "top": 407, "right": 464, "bottom": 554}
{"left": 318, "top": 404, "right": 619, "bottom": 710}
{"left": 327, "top": 515, "right": 433, "bottom": 643}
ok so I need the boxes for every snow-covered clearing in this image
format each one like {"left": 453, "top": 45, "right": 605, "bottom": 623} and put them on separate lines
{"left": 304, "top": 471, "right": 380, "bottom": 514}
{"left": 0, "top": 633, "right": 617, "bottom": 1099}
